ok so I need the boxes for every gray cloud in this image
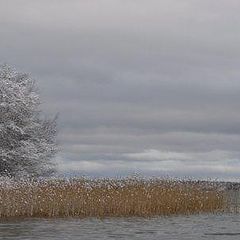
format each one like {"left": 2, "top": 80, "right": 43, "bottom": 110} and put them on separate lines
{"left": 1, "top": 0, "right": 240, "bottom": 180}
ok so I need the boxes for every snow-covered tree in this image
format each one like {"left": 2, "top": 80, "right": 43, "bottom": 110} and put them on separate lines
{"left": 0, "top": 64, "right": 58, "bottom": 178}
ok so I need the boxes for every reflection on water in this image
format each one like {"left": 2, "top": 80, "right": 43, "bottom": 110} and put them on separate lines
{"left": 1, "top": 214, "right": 240, "bottom": 240}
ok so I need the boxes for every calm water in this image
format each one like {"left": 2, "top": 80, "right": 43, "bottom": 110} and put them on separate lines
{"left": 1, "top": 214, "right": 240, "bottom": 240}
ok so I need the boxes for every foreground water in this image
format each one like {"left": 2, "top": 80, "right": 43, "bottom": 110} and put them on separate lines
{"left": 1, "top": 214, "right": 240, "bottom": 240}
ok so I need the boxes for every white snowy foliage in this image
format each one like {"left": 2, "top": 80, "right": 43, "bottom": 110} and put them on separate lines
{"left": 0, "top": 64, "right": 58, "bottom": 177}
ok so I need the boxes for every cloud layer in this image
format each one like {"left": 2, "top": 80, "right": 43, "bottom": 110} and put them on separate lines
{"left": 1, "top": 0, "right": 240, "bottom": 180}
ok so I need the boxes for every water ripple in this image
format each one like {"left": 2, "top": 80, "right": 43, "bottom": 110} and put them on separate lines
{"left": 1, "top": 214, "right": 240, "bottom": 240}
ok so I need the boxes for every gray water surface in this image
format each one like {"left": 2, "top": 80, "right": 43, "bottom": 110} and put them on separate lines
{"left": 1, "top": 214, "right": 240, "bottom": 240}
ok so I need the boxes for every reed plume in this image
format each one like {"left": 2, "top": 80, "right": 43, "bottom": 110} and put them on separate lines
{"left": 0, "top": 178, "right": 224, "bottom": 218}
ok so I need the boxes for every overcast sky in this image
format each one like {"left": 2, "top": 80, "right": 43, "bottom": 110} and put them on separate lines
{"left": 1, "top": 0, "right": 240, "bottom": 180}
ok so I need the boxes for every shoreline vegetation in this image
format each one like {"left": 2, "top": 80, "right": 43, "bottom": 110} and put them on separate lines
{"left": 0, "top": 178, "right": 226, "bottom": 218}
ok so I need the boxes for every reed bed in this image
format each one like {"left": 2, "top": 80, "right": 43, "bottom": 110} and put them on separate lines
{"left": 0, "top": 178, "right": 225, "bottom": 218}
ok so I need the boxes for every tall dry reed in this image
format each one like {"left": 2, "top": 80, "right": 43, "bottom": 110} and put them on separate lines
{"left": 0, "top": 178, "right": 224, "bottom": 218}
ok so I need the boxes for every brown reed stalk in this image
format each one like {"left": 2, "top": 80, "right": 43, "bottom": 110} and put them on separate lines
{"left": 0, "top": 178, "right": 225, "bottom": 218}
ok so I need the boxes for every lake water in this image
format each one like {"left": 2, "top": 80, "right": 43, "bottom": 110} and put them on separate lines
{"left": 1, "top": 214, "right": 240, "bottom": 240}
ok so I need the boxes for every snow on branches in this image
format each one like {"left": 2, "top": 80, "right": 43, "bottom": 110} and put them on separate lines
{"left": 0, "top": 64, "right": 58, "bottom": 178}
